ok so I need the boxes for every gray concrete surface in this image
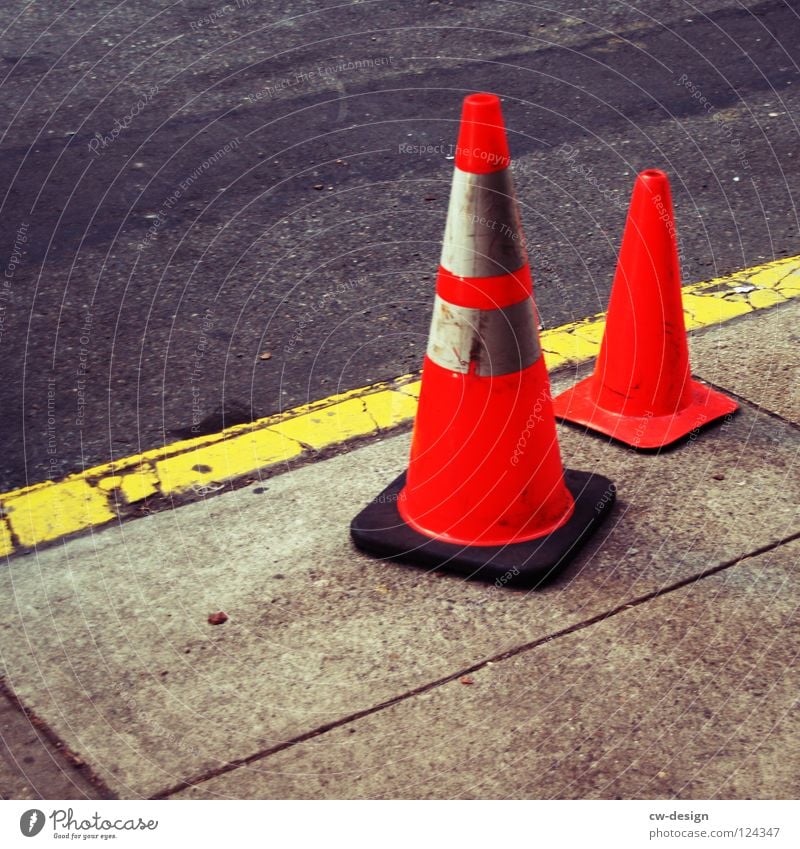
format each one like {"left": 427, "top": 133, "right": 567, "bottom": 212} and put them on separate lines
{"left": 0, "top": 691, "right": 103, "bottom": 800}
{"left": 0, "top": 301, "right": 798, "bottom": 799}
{"left": 174, "top": 539, "right": 800, "bottom": 800}
{"left": 689, "top": 300, "right": 800, "bottom": 422}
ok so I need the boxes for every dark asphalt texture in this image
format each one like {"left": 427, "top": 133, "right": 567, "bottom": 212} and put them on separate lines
{"left": 0, "top": 0, "right": 798, "bottom": 490}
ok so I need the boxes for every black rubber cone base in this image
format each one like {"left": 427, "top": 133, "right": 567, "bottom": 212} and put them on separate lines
{"left": 350, "top": 469, "right": 616, "bottom": 589}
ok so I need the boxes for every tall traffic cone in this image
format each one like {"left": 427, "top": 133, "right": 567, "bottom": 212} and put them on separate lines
{"left": 552, "top": 169, "right": 738, "bottom": 449}
{"left": 350, "top": 93, "right": 616, "bottom": 588}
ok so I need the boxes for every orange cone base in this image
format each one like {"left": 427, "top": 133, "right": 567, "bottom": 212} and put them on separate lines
{"left": 350, "top": 469, "right": 615, "bottom": 589}
{"left": 553, "top": 377, "right": 738, "bottom": 450}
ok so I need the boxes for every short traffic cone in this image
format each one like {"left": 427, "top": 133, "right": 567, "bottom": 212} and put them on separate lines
{"left": 552, "top": 169, "right": 738, "bottom": 449}
{"left": 350, "top": 93, "right": 616, "bottom": 588}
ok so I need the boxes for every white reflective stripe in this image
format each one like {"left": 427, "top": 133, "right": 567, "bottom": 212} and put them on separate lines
{"left": 440, "top": 167, "right": 527, "bottom": 279}
{"left": 426, "top": 295, "right": 541, "bottom": 376}
{"left": 426, "top": 299, "right": 480, "bottom": 373}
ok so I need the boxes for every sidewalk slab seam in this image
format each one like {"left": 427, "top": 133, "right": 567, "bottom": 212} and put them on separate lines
{"left": 153, "top": 530, "right": 800, "bottom": 799}
{"left": 0, "top": 682, "right": 113, "bottom": 800}
{"left": 168, "top": 539, "right": 800, "bottom": 800}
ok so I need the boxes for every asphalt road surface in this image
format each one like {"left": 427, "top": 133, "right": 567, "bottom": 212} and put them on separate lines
{"left": 1, "top": 0, "right": 797, "bottom": 491}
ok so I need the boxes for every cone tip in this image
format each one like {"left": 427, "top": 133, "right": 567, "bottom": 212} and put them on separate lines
{"left": 463, "top": 92, "right": 501, "bottom": 111}
{"left": 637, "top": 168, "right": 669, "bottom": 188}
{"left": 455, "top": 92, "right": 511, "bottom": 174}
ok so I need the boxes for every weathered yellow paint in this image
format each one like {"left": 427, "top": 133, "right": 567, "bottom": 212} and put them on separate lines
{"left": 1, "top": 255, "right": 799, "bottom": 556}
{"left": 75, "top": 430, "right": 237, "bottom": 481}
{"left": 0, "top": 519, "right": 13, "bottom": 557}
{"left": 119, "top": 465, "right": 160, "bottom": 503}
{"left": 361, "top": 389, "right": 420, "bottom": 428}
{"left": 395, "top": 380, "right": 422, "bottom": 398}
{"left": 776, "top": 273, "right": 800, "bottom": 296}
{"left": 747, "top": 263, "right": 797, "bottom": 288}
{"left": 98, "top": 466, "right": 158, "bottom": 504}
{"left": 97, "top": 475, "right": 124, "bottom": 491}
{"left": 268, "top": 391, "right": 418, "bottom": 449}
{"left": 746, "top": 288, "right": 788, "bottom": 309}
{"left": 681, "top": 292, "right": 753, "bottom": 328}
{"left": 564, "top": 316, "right": 607, "bottom": 344}
{"left": 540, "top": 328, "right": 602, "bottom": 368}
{"left": 4, "top": 479, "right": 116, "bottom": 547}
{"left": 269, "top": 398, "right": 379, "bottom": 449}
{"left": 156, "top": 428, "right": 303, "bottom": 494}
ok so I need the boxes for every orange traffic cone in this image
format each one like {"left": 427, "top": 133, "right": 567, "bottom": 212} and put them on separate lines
{"left": 350, "top": 93, "right": 616, "bottom": 587}
{"left": 552, "top": 169, "right": 738, "bottom": 449}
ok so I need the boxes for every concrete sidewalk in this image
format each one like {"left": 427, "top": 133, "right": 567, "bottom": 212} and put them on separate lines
{"left": 1, "top": 301, "right": 798, "bottom": 800}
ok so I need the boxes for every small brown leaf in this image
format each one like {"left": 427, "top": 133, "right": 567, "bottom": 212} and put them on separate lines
{"left": 259, "top": 351, "right": 272, "bottom": 360}
{"left": 459, "top": 676, "right": 474, "bottom": 686}
{"left": 208, "top": 611, "right": 228, "bottom": 625}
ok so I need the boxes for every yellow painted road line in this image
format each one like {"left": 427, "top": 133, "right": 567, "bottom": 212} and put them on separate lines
{"left": 1, "top": 255, "right": 799, "bottom": 558}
